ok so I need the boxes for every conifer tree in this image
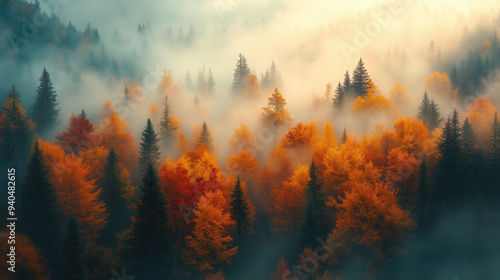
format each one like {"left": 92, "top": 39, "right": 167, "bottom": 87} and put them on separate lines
{"left": 32, "top": 67, "right": 59, "bottom": 135}
{"left": 0, "top": 93, "right": 36, "bottom": 168}
{"left": 429, "top": 100, "right": 442, "bottom": 130}
{"left": 196, "top": 69, "right": 206, "bottom": 94}
{"left": 99, "top": 148, "right": 130, "bottom": 244}
{"left": 60, "top": 216, "right": 86, "bottom": 280}
{"left": 139, "top": 118, "right": 161, "bottom": 170}
{"left": 418, "top": 91, "right": 431, "bottom": 122}
{"left": 332, "top": 82, "right": 345, "bottom": 110}
{"left": 123, "top": 86, "right": 129, "bottom": 103}
{"left": 230, "top": 176, "right": 250, "bottom": 245}
{"left": 207, "top": 69, "right": 216, "bottom": 95}
{"left": 298, "top": 194, "right": 321, "bottom": 250}
{"left": 436, "top": 110, "right": 462, "bottom": 209}
{"left": 232, "top": 53, "right": 250, "bottom": 93}
{"left": 486, "top": 112, "right": 500, "bottom": 191}
{"left": 197, "top": 121, "right": 213, "bottom": 150}
{"left": 461, "top": 117, "right": 479, "bottom": 201}
{"left": 416, "top": 155, "right": 428, "bottom": 231}
{"left": 19, "top": 140, "right": 62, "bottom": 263}
{"left": 351, "top": 58, "right": 371, "bottom": 98}
{"left": 159, "top": 95, "right": 179, "bottom": 146}
{"left": 341, "top": 128, "right": 348, "bottom": 145}
{"left": 342, "top": 70, "right": 351, "bottom": 95}
{"left": 7, "top": 84, "right": 20, "bottom": 101}
{"left": 129, "top": 163, "right": 171, "bottom": 278}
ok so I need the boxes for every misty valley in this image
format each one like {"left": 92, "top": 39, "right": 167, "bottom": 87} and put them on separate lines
{"left": 1, "top": 0, "right": 500, "bottom": 279}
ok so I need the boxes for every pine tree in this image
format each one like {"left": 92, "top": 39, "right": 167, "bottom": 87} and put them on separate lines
{"left": 416, "top": 155, "right": 429, "bottom": 232}
{"left": 450, "top": 66, "right": 458, "bottom": 90}
{"left": 7, "top": 84, "right": 20, "bottom": 101}
{"left": 207, "top": 69, "right": 216, "bottom": 95}
{"left": 418, "top": 91, "right": 431, "bottom": 122}
{"left": 99, "top": 148, "right": 130, "bottom": 244}
{"left": 60, "top": 216, "right": 86, "bottom": 280}
{"left": 351, "top": 58, "right": 370, "bottom": 98}
{"left": 130, "top": 163, "right": 171, "bottom": 278}
{"left": 196, "top": 69, "right": 206, "bottom": 94}
{"left": 298, "top": 160, "right": 328, "bottom": 249}
{"left": 461, "top": 117, "right": 479, "bottom": 202}
{"left": 19, "top": 140, "right": 62, "bottom": 263}
{"left": 0, "top": 93, "right": 36, "bottom": 169}
{"left": 436, "top": 110, "right": 462, "bottom": 209}
{"left": 232, "top": 53, "right": 250, "bottom": 93}
{"left": 486, "top": 112, "right": 500, "bottom": 192}
{"left": 340, "top": 128, "right": 348, "bottom": 145}
{"left": 159, "top": 95, "right": 179, "bottom": 146}
{"left": 429, "top": 100, "right": 442, "bottom": 130}
{"left": 342, "top": 70, "right": 351, "bottom": 95}
{"left": 32, "top": 68, "right": 59, "bottom": 135}
{"left": 230, "top": 176, "right": 251, "bottom": 245}
{"left": 139, "top": 118, "right": 161, "bottom": 170}
{"left": 332, "top": 82, "right": 345, "bottom": 110}
{"left": 123, "top": 86, "right": 129, "bottom": 103}
{"left": 197, "top": 121, "right": 213, "bottom": 150}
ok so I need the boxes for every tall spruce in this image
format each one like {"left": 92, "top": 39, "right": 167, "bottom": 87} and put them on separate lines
{"left": 461, "top": 117, "right": 479, "bottom": 202}
{"left": 139, "top": 118, "right": 161, "bottom": 170}
{"left": 99, "top": 148, "right": 130, "bottom": 244}
{"left": 436, "top": 110, "right": 462, "bottom": 209}
{"left": 159, "top": 95, "right": 179, "bottom": 146}
{"left": 0, "top": 92, "right": 36, "bottom": 169}
{"left": 32, "top": 68, "right": 59, "bottom": 135}
{"left": 332, "top": 82, "right": 345, "bottom": 110}
{"left": 19, "top": 140, "right": 62, "bottom": 263}
{"left": 197, "top": 121, "right": 213, "bottom": 150}
{"left": 351, "top": 58, "right": 370, "bottom": 98}
{"left": 130, "top": 163, "right": 171, "bottom": 278}
{"left": 416, "top": 155, "right": 428, "bottom": 231}
{"left": 7, "top": 84, "right": 20, "bottom": 101}
{"left": 342, "top": 70, "right": 352, "bottom": 95}
{"left": 341, "top": 128, "right": 348, "bottom": 145}
{"left": 486, "top": 112, "right": 500, "bottom": 192}
{"left": 429, "top": 100, "right": 442, "bottom": 130}
{"left": 207, "top": 69, "right": 216, "bottom": 95}
{"left": 60, "top": 216, "right": 86, "bottom": 280}
{"left": 230, "top": 176, "right": 251, "bottom": 246}
{"left": 299, "top": 160, "right": 328, "bottom": 249}
{"left": 418, "top": 91, "right": 431, "bottom": 122}
{"left": 232, "top": 53, "right": 250, "bottom": 93}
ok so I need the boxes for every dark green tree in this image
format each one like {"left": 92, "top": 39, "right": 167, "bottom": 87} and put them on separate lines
{"left": 351, "top": 58, "right": 371, "bottom": 98}
{"left": 342, "top": 70, "right": 351, "bottom": 96}
{"left": 230, "top": 176, "right": 251, "bottom": 246}
{"left": 159, "top": 95, "right": 179, "bottom": 146}
{"left": 232, "top": 53, "right": 250, "bottom": 93}
{"left": 32, "top": 67, "right": 59, "bottom": 135}
{"left": 139, "top": 118, "right": 161, "bottom": 170}
{"left": 332, "top": 82, "right": 345, "bottom": 110}
{"left": 486, "top": 112, "right": 500, "bottom": 193}
{"left": 129, "top": 163, "right": 171, "bottom": 278}
{"left": 99, "top": 148, "right": 130, "bottom": 244}
{"left": 197, "top": 121, "right": 213, "bottom": 150}
{"left": 60, "top": 216, "right": 86, "bottom": 280}
{"left": 298, "top": 194, "right": 321, "bottom": 250}
{"left": 461, "top": 117, "right": 479, "bottom": 202}
{"left": 418, "top": 91, "right": 431, "bottom": 122}
{"left": 19, "top": 140, "right": 62, "bottom": 264}
{"left": 429, "top": 100, "right": 442, "bottom": 130}
{"left": 416, "top": 155, "right": 428, "bottom": 231}
{"left": 7, "top": 84, "right": 20, "bottom": 101}
{"left": 435, "top": 110, "right": 462, "bottom": 209}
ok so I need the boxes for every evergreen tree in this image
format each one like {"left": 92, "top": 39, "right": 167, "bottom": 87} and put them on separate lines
{"left": 0, "top": 93, "right": 36, "bottom": 169}
{"left": 207, "top": 69, "right": 216, "bottom": 95}
{"left": 341, "top": 128, "right": 348, "bottom": 145}
{"left": 60, "top": 216, "right": 86, "bottom": 280}
{"left": 418, "top": 91, "right": 431, "bottom": 122}
{"left": 351, "top": 58, "right": 370, "bottom": 98}
{"left": 159, "top": 95, "right": 179, "bottom": 146}
{"left": 196, "top": 69, "right": 206, "bottom": 94}
{"left": 299, "top": 160, "right": 328, "bottom": 249}
{"left": 332, "top": 82, "right": 345, "bottom": 110}
{"left": 99, "top": 148, "right": 130, "bottom": 244}
{"left": 486, "top": 112, "right": 500, "bottom": 192}
{"left": 342, "top": 70, "right": 351, "bottom": 95}
{"left": 230, "top": 176, "right": 251, "bottom": 245}
{"left": 232, "top": 53, "right": 250, "bottom": 93}
{"left": 435, "top": 110, "right": 462, "bottom": 209}
{"left": 197, "top": 121, "right": 213, "bottom": 150}
{"left": 129, "top": 163, "right": 171, "bottom": 278}
{"left": 416, "top": 155, "right": 428, "bottom": 231}
{"left": 19, "top": 140, "right": 62, "bottom": 263}
{"left": 461, "top": 117, "right": 479, "bottom": 202}
{"left": 7, "top": 84, "right": 20, "bottom": 101}
{"left": 139, "top": 118, "right": 161, "bottom": 170}
{"left": 32, "top": 67, "right": 59, "bottom": 135}
{"left": 123, "top": 86, "right": 129, "bottom": 103}
{"left": 429, "top": 100, "right": 442, "bottom": 130}
{"left": 450, "top": 66, "right": 458, "bottom": 90}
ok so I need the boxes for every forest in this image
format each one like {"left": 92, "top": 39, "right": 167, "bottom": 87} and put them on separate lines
{"left": 1, "top": 0, "right": 500, "bottom": 279}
